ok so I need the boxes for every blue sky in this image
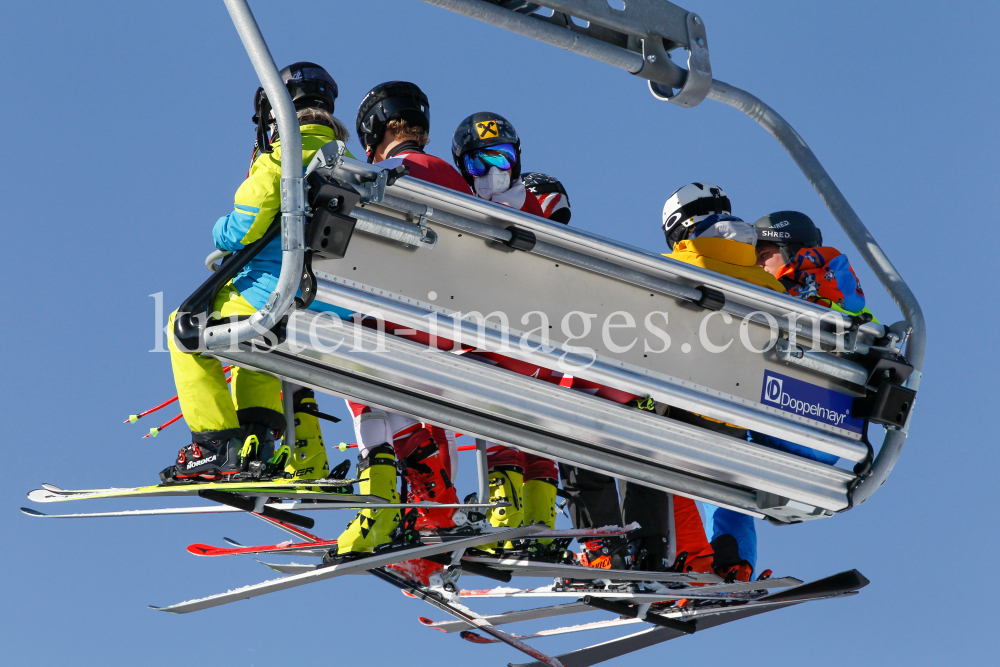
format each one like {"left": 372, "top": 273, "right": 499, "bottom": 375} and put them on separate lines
{"left": 2, "top": 1, "right": 997, "bottom": 665}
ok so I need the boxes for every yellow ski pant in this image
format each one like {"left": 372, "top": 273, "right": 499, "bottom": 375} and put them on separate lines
{"left": 167, "top": 283, "right": 282, "bottom": 435}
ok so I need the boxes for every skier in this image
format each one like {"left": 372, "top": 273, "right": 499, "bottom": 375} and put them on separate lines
{"left": 751, "top": 210, "right": 877, "bottom": 465}
{"left": 161, "top": 62, "right": 348, "bottom": 485}
{"left": 450, "top": 117, "right": 562, "bottom": 551}
{"left": 522, "top": 172, "right": 571, "bottom": 223}
{"left": 357, "top": 81, "right": 471, "bottom": 192}
{"left": 654, "top": 183, "right": 789, "bottom": 581}
{"left": 452, "top": 112, "right": 544, "bottom": 216}
{"left": 753, "top": 210, "right": 873, "bottom": 319}
{"left": 330, "top": 82, "right": 471, "bottom": 561}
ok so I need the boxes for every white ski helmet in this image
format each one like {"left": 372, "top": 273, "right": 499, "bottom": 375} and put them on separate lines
{"left": 662, "top": 182, "right": 731, "bottom": 249}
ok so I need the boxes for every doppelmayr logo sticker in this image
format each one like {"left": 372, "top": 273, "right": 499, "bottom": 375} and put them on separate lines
{"left": 762, "top": 370, "right": 864, "bottom": 434}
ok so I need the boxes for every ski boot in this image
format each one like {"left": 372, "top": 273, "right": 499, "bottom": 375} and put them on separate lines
{"left": 477, "top": 466, "right": 524, "bottom": 553}
{"left": 579, "top": 534, "right": 631, "bottom": 570}
{"left": 711, "top": 534, "right": 752, "bottom": 581}
{"left": 716, "top": 563, "right": 754, "bottom": 583}
{"left": 324, "top": 444, "right": 401, "bottom": 563}
{"left": 519, "top": 476, "right": 558, "bottom": 552}
{"left": 396, "top": 428, "right": 462, "bottom": 532}
{"left": 284, "top": 389, "right": 331, "bottom": 481}
{"left": 631, "top": 535, "right": 671, "bottom": 572}
{"left": 160, "top": 429, "right": 244, "bottom": 483}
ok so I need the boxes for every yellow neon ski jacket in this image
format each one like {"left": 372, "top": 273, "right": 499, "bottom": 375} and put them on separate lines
{"left": 213, "top": 124, "right": 351, "bottom": 310}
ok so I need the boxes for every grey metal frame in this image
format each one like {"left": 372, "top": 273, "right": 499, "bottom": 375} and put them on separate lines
{"left": 214, "top": 0, "right": 923, "bottom": 511}
{"left": 211, "top": 327, "right": 852, "bottom": 523}
{"left": 411, "top": 0, "right": 925, "bottom": 506}
{"left": 311, "top": 275, "right": 868, "bottom": 460}
{"left": 205, "top": 0, "right": 305, "bottom": 350}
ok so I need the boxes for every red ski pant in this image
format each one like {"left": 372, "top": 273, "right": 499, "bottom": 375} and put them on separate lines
{"left": 346, "top": 401, "right": 457, "bottom": 481}
{"left": 462, "top": 350, "right": 558, "bottom": 480}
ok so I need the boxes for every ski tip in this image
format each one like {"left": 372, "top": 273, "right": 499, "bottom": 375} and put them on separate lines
{"left": 27, "top": 489, "right": 61, "bottom": 503}
{"left": 460, "top": 630, "right": 496, "bottom": 644}
{"left": 186, "top": 544, "right": 218, "bottom": 557}
{"left": 418, "top": 617, "right": 448, "bottom": 631}
{"left": 848, "top": 569, "right": 871, "bottom": 589}
{"left": 19, "top": 507, "right": 45, "bottom": 517}
{"left": 223, "top": 537, "right": 244, "bottom": 547}
{"left": 40, "top": 483, "right": 65, "bottom": 493}
{"left": 148, "top": 605, "right": 173, "bottom": 613}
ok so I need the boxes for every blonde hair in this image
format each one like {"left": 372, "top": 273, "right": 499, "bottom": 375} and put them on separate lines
{"left": 294, "top": 107, "right": 351, "bottom": 142}
{"left": 386, "top": 118, "right": 428, "bottom": 146}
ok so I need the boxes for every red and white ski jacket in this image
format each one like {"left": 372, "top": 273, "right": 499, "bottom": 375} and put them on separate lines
{"left": 377, "top": 145, "right": 472, "bottom": 195}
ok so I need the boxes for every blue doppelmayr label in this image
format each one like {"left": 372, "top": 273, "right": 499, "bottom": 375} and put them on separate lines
{"left": 761, "top": 370, "right": 864, "bottom": 434}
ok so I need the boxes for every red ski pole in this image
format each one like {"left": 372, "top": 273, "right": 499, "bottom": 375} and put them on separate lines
{"left": 331, "top": 442, "right": 479, "bottom": 452}
{"left": 143, "top": 413, "right": 183, "bottom": 439}
{"left": 125, "top": 366, "right": 231, "bottom": 424}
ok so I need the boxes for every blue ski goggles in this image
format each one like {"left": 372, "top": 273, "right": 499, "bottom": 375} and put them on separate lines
{"left": 462, "top": 143, "right": 517, "bottom": 176}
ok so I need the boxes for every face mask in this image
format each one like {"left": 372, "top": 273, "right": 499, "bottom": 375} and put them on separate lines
{"left": 473, "top": 166, "right": 511, "bottom": 200}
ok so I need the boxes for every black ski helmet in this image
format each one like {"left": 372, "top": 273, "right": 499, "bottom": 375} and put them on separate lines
{"left": 252, "top": 62, "right": 339, "bottom": 154}
{"left": 753, "top": 211, "right": 823, "bottom": 263}
{"left": 452, "top": 112, "right": 522, "bottom": 185}
{"left": 522, "top": 172, "right": 571, "bottom": 224}
{"left": 356, "top": 81, "right": 430, "bottom": 161}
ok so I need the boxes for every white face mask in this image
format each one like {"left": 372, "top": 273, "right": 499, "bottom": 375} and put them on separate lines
{"left": 473, "top": 166, "right": 511, "bottom": 200}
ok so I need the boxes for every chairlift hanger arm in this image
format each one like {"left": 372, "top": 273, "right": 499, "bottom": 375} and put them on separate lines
{"left": 418, "top": 0, "right": 925, "bottom": 508}
{"left": 195, "top": 0, "right": 304, "bottom": 351}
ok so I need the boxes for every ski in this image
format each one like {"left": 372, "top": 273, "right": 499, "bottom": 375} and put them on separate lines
{"left": 421, "top": 602, "right": 593, "bottom": 633}
{"left": 453, "top": 592, "right": 847, "bottom": 644}
{"left": 507, "top": 570, "right": 870, "bottom": 667}
{"left": 370, "top": 567, "right": 565, "bottom": 667}
{"left": 188, "top": 539, "right": 337, "bottom": 558}
{"left": 28, "top": 483, "right": 366, "bottom": 504}
{"left": 37, "top": 479, "right": 357, "bottom": 495}
{"left": 255, "top": 560, "right": 325, "bottom": 574}
{"left": 458, "top": 576, "right": 805, "bottom": 600}
{"left": 185, "top": 526, "right": 640, "bottom": 559}
{"left": 150, "top": 524, "right": 547, "bottom": 614}
{"left": 460, "top": 617, "right": 642, "bottom": 642}
{"left": 21, "top": 499, "right": 504, "bottom": 518}
{"left": 461, "top": 555, "right": 723, "bottom": 585}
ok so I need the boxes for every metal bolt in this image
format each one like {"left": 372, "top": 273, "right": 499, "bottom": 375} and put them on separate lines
{"left": 697, "top": 37, "right": 705, "bottom": 46}
{"left": 646, "top": 54, "right": 657, "bottom": 62}
{"left": 693, "top": 16, "right": 701, "bottom": 25}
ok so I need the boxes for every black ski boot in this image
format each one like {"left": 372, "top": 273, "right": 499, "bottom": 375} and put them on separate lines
{"left": 160, "top": 429, "right": 243, "bottom": 483}
{"left": 238, "top": 421, "right": 283, "bottom": 475}
{"left": 579, "top": 534, "right": 632, "bottom": 570}
{"left": 160, "top": 421, "right": 285, "bottom": 484}
{"left": 630, "top": 535, "right": 670, "bottom": 572}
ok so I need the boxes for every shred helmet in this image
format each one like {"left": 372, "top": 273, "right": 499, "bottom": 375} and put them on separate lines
{"left": 661, "top": 182, "right": 731, "bottom": 249}
{"left": 452, "top": 112, "right": 522, "bottom": 186}
{"left": 753, "top": 211, "right": 824, "bottom": 263}
{"left": 522, "top": 172, "right": 571, "bottom": 224}
{"left": 252, "top": 62, "right": 339, "bottom": 154}
{"left": 356, "top": 81, "right": 430, "bottom": 161}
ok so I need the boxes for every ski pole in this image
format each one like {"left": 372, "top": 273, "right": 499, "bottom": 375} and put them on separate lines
{"left": 125, "top": 366, "right": 232, "bottom": 423}
{"left": 143, "top": 413, "right": 183, "bottom": 439}
{"left": 332, "top": 442, "right": 480, "bottom": 452}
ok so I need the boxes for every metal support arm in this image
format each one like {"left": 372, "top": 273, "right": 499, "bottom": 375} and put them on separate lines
{"left": 201, "top": 0, "right": 305, "bottom": 350}
{"left": 419, "top": 0, "right": 924, "bottom": 509}
{"left": 705, "top": 80, "right": 925, "bottom": 506}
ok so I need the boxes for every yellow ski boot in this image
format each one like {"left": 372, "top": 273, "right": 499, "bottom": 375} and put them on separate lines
{"left": 481, "top": 466, "right": 523, "bottom": 552}
{"left": 521, "top": 477, "right": 558, "bottom": 545}
{"left": 284, "top": 389, "right": 331, "bottom": 481}
{"left": 326, "top": 444, "right": 400, "bottom": 561}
